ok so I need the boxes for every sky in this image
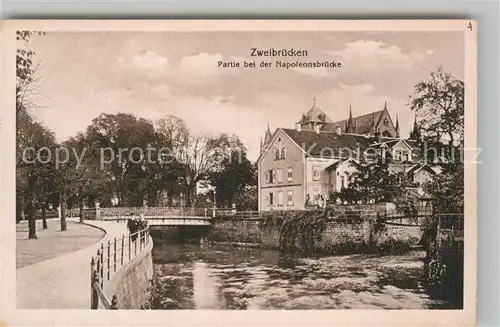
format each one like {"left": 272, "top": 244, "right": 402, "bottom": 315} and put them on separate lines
{"left": 25, "top": 31, "right": 464, "bottom": 161}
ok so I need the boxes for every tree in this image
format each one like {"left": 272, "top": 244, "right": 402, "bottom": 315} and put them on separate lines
{"left": 16, "top": 31, "right": 57, "bottom": 238}
{"left": 16, "top": 118, "right": 57, "bottom": 237}
{"left": 409, "top": 68, "right": 465, "bottom": 229}
{"left": 423, "top": 164, "right": 464, "bottom": 214}
{"left": 175, "top": 132, "right": 239, "bottom": 207}
{"left": 330, "top": 161, "right": 401, "bottom": 204}
{"left": 16, "top": 31, "right": 44, "bottom": 117}
{"left": 234, "top": 186, "right": 258, "bottom": 211}
{"left": 409, "top": 68, "right": 464, "bottom": 159}
{"left": 151, "top": 116, "right": 190, "bottom": 205}
{"left": 56, "top": 132, "right": 110, "bottom": 226}
{"left": 209, "top": 140, "right": 257, "bottom": 208}
{"left": 86, "top": 113, "right": 158, "bottom": 206}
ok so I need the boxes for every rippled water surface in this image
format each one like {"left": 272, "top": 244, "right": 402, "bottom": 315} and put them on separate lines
{"left": 151, "top": 244, "right": 457, "bottom": 310}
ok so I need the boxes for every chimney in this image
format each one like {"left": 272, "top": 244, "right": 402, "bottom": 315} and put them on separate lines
{"left": 314, "top": 124, "right": 320, "bottom": 134}
{"left": 295, "top": 122, "right": 302, "bottom": 131}
{"left": 335, "top": 126, "right": 342, "bottom": 135}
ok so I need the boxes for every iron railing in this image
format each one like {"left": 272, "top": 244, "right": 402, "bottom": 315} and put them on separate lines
{"left": 66, "top": 208, "right": 98, "bottom": 219}
{"left": 89, "top": 226, "right": 150, "bottom": 309}
{"left": 98, "top": 207, "right": 210, "bottom": 219}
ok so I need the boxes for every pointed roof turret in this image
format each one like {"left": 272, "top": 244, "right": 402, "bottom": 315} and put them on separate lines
{"left": 395, "top": 115, "right": 400, "bottom": 138}
{"left": 263, "top": 123, "right": 273, "bottom": 145}
{"left": 302, "top": 97, "right": 333, "bottom": 124}
{"left": 410, "top": 115, "right": 421, "bottom": 140}
{"left": 305, "top": 97, "right": 322, "bottom": 123}
{"left": 370, "top": 115, "right": 376, "bottom": 134}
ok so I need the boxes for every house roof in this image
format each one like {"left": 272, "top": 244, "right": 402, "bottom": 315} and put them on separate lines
{"left": 370, "top": 139, "right": 412, "bottom": 150}
{"left": 325, "top": 158, "right": 362, "bottom": 170}
{"left": 281, "top": 128, "right": 374, "bottom": 158}
{"left": 327, "top": 109, "right": 385, "bottom": 134}
{"left": 407, "top": 163, "right": 438, "bottom": 175}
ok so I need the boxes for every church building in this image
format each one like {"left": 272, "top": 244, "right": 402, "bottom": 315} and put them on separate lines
{"left": 257, "top": 99, "right": 431, "bottom": 211}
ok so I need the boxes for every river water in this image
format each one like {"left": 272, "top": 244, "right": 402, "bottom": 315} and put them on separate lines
{"left": 150, "top": 244, "right": 458, "bottom": 310}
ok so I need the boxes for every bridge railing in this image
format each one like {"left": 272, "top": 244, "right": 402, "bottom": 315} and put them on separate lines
{"left": 66, "top": 208, "right": 98, "bottom": 219}
{"left": 89, "top": 226, "right": 150, "bottom": 309}
{"left": 97, "top": 207, "right": 211, "bottom": 219}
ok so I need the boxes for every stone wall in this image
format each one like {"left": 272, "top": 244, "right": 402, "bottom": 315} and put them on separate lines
{"left": 104, "top": 237, "right": 153, "bottom": 309}
{"left": 208, "top": 218, "right": 262, "bottom": 244}
{"left": 208, "top": 209, "right": 423, "bottom": 255}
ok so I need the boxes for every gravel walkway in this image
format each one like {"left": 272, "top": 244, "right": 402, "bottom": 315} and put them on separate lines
{"left": 16, "top": 219, "right": 128, "bottom": 309}
{"left": 16, "top": 219, "right": 105, "bottom": 268}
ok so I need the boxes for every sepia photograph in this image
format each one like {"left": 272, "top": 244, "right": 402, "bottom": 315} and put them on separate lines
{"left": 1, "top": 20, "right": 477, "bottom": 326}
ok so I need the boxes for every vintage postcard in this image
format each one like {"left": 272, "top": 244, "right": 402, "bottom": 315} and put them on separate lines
{"left": 1, "top": 20, "right": 477, "bottom": 326}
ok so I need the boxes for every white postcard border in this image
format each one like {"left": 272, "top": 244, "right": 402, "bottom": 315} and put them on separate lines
{"left": 0, "top": 19, "right": 477, "bottom": 327}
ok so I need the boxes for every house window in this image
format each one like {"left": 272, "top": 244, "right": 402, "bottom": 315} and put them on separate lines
{"left": 395, "top": 151, "right": 401, "bottom": 161}
{"left": 269, "top": 192, "right": 275, "bottom": 206}
{"left": 277, "top": 169, "right": 283, "bottom": 183}
{"left": 287, "top": 190, "right": 294, "bottom": 206}
{"left": 276, "top": 146, "right": 286, "bottom": 160}
{"left": 275, "top": 139, "right": 286, "bottom": 160}
{"left": 405, "top": 152, "right": 411, "bottom": 162}
{"left": 341, "top": 176, "right": 345, "bottom": 189}
{"left": 287, "top": 168, "right": 293, "bottom": 182}
{"left": 313, "top": 165, "right": 321, "bottom": 181}
{"left": 267, "top": 170, "right": 276, "bottom": 184}
{"left": 277, "top": 191, "right": 284, "bottom": 206}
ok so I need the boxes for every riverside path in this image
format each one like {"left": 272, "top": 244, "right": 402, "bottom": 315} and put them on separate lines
{"left": 16, "top": 218, "right": 128, "bottom": 309}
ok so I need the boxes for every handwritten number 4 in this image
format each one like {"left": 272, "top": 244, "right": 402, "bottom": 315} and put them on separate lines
{"left": 467, "top": 22, "right": 473, "bottom": 31}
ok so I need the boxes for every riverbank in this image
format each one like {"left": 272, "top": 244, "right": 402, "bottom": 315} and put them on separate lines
{"left": 146, "top": 244, "right": 460, "bottom": 310}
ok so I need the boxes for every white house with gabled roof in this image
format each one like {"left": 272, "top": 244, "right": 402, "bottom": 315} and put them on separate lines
{"left": 256, "top": 99, "right": 438, "bottom": 211}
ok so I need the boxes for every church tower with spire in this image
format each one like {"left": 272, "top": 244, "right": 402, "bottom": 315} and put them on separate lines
{"left": 346, "top": 105, "right": 355, "bottom": 133}
{"left": 260, "top": 124, "right": 273, "bottom": 155}
{"left": 409, "top": 116, "right": 421, "bottom": 141}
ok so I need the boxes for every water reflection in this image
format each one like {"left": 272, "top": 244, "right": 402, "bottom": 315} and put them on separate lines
{"left": 193, "top": 261, "right": 222, "bottom": 309}
{"left": 151, "top": 244, "right": 458, "bottom": 310}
